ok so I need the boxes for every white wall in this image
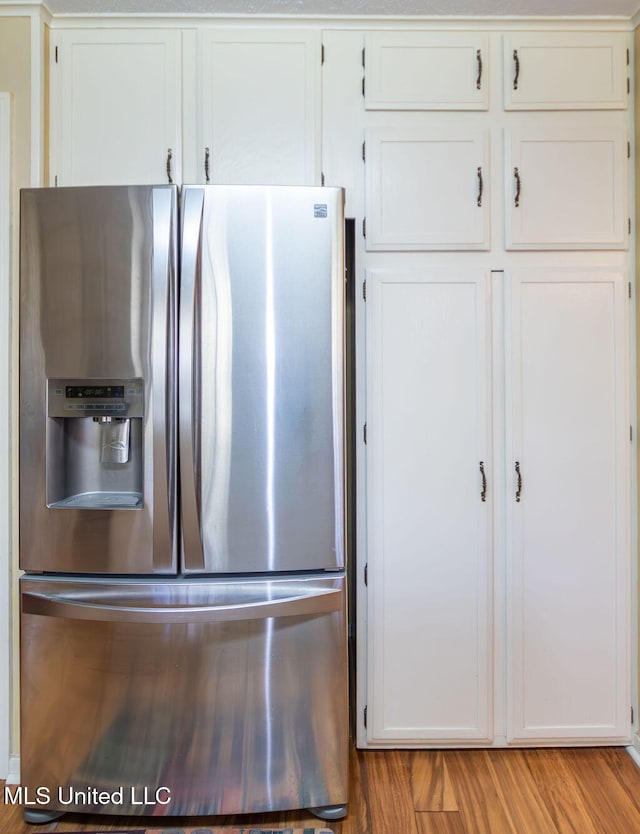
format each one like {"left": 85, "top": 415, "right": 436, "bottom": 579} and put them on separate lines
{"left": 0, "top": 91, "right": 11, "bottom": 780}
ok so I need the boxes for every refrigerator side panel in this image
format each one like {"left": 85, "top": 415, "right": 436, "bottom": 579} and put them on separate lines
{"left": 20, "top": 575, "right": 348, "bottom": 816}
{"left": 19, "top": 186, "right": 178, "bottom": 575}
{"left": 182, "top": 185, "right": 345, "bottom": 574}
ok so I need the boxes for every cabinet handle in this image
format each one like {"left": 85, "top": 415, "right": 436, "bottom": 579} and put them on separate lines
{"left": 515, "top": 461, "right": 522, "bottom": 502}
{"left": 479, "top": 461, "right": 487, "bottom": 502}
{"left": 514, "top": 167, "right": 521, "bottom": 208}
{"left": 513, "top": 49, "right": 520, "bottom": 90}
{"left": 476, "top": 49, "right": 483, "bottom": 90}
{"left": 477, "top": 166, "right": 484, "bottom": 208}
{"left": 166, "top": 148, "right": 173, "bottom": 184}
{"left": 204, "top": 147, "right": 211, "bottom": 184}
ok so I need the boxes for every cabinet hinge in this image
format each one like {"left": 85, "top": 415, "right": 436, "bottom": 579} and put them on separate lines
{"left": 363, "top": 422, "right": 368, "bottom": 444}
{"left": 321, "top": 43, "right": 325, "bottom": 65}
{"left": 629, "top": 282, "right": 632, "bottom": 299}
{"left": 631, "top": 426, "right": 633, "bottom": 442}
{"left": 627, "top": 77, "right": 631, "bottom": 94}
{"left": 54, "top": 175, "right": 58, "bottom": 187}
{"left": 364, "top": 563, "right": 368, "bottom": 586}
{"left": 362, "top": 217, "right": 367, "bottom": 239}
{"left": 629, "top": 218, "right": 632, "bottom": 235}
{"left": 363, "top": 705, "right": 368, "bottom": 728}
{"left": 362, "top": 77, "right": 365, "bottom": 97}
{"left": 55, "top": 45, "right": 59, "bottom": 63}
{"left": 362, "top": 47, "right": 365, "bottom": 68}
{"left": 362, "top": 279, "right": 367, "bottom": 300}
{"left": 632, "top": 706, "right": 635, "bottom": 724}
{"left": 627, "top": 48, "right": 630, "bottom": 66}
{"left": 362, "top": 141, "right": 366, "bottom": 162}
{"left": 321, "top": 172, "right": 325, "bottom": 187}
{"left": 628, "top": 141, "right": 631, "bottom": 159}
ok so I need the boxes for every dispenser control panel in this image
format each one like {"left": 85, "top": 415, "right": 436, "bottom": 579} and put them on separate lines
{"left": 47, "top": 378, "right": 144, "bottom": 418}
{"left": 65, "top": 385, "right": 125, "bottom": 399}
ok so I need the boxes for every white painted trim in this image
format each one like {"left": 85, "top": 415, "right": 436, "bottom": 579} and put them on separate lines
{"left": 627, "top": 736, "right": 640, "bottom": 766}
{"left": 0, "top": 92, "right": 11, "bottom": 782}
{"left": 6, "top": 755, "right": 20, "bottom": 786}
{"left": 42, "top": 14, "right": 635, "bottom": 31}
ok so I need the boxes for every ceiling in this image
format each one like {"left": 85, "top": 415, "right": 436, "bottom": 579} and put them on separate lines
{"left": 39, "top": 0, "right": 640, "bottom": 17}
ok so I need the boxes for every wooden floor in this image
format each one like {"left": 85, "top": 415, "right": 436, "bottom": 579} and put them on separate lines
{"left": 5, "top": 746, "right": 640, "bottom": 833}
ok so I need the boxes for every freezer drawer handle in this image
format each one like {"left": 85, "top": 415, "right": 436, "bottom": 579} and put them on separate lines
{"left": 22, "top": 588, "right": 342, "bottom": 624}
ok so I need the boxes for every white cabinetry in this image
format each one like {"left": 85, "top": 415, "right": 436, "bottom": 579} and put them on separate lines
{"left": 506, "top": 269, "right": 630, "bottom": 744}
{"left": 49, "top": 26, "right": 321, "bottom": 187}
{"left": 364, "top": 267, "right": 631, "bottom": 747}
{"left": 196, "top": 28, "right": 320, "bottom": 185}
{"left": 365, "top": 127, "right": 489, "bottom": 250}
{"left": 364, "top": 31, "right": 489, "bottom": 110}
{"left": 504, "top": 126, "right": 629, "bottom": 250}
{"left": 366, "top": 268, "right": 492, "bottom": 744}
{"left": 503, "top": 32, "right": 628, "bottom": 110}
{"left": 50, "top": 29, "right": 181, "bottom": 186}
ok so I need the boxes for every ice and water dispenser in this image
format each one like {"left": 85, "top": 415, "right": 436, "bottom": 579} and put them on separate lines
{"left": 46, "top": 379, "right": 144, "bottom": 510}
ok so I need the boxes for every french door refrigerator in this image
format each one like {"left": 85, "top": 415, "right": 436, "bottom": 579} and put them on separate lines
{"left": 19, "top": 184, "right": 348, "bottom": 824}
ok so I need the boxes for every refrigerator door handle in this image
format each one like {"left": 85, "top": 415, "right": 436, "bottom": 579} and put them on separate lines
{"left": 21, "top": 587, "right": 342, "bottom": 624}
{"left": 179, "top": 187, "right": 206, "bottom": 570}
{"left": 151, "top": 187, "right": 177, "bottom": 571}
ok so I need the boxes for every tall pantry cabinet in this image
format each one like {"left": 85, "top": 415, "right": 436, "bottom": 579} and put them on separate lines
{"left": 325, "top": 27, "right": 633, "bottom": 748}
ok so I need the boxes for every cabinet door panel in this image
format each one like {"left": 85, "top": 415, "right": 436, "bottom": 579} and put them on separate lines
{"left": 366, "top": 127, "right": 489, "bottom": 250}
{"left": 505, "top": 127, "right": 628, "bottom": 250}
{"left": 52, "top": 30, "right": 181, "bottom": 186}
{"left": 504, "top": 32, "right": 628, "bottom": 110}
{"left": 506, "top": 270, "right": 630, "bottom": 743}
{"left": 197, "top": 29, "right": 319, "bottom": 185}
{"left": 365, "top": 32, "right": 489, "bottom": 110}
{"left": 366, "top": 269, "right": 492, "bottom": 744}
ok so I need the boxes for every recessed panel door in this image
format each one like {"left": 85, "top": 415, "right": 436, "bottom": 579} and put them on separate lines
{"left": 366, "top": 268, "right": 492, "bottom": 743}
{"left": 505, "top": 126, "right": 628, "bottom": 250}
{"left": 505, "top": 269, "right": 630, "bottom": 743}
{"left": 365, "top": 127, "right": 489, "bottom": 250}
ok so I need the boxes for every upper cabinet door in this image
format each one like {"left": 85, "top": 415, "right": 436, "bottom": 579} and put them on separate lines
{"left": 51, "top": 30, "right": 181, "bottom": 186}
{"left": 505, "top": 126, "right": 629, "bottom": 250}
{"left": 503, "top": 32, "right": 628, "bottom": 110}
{"left": 365, "top": 126, "right": 489, "bottom": 251}
{"left": 364, "top": 31, "right": 489, "bottom": 110}
{"left": 197, "top": 29, "right": 320, "bottom": 185}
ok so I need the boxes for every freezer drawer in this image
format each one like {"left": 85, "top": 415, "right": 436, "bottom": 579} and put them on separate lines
{"left": 20, "top": 574, "right": 348, "bottom": 817}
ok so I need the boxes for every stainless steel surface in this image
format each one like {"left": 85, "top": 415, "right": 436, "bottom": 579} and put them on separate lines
{"left": 97, "top": 418, "right": 131, "bottom": 465}
{"left": 22, "top": 582, "right": 342, "bottom": 623}
{"left": 20, "top": 574, "right": 348, "bottom": 816}
{"left": 151, "top": 187, "right": 178, "bottom": 572}
{"left": 20, "top": 186, "right": 178, "bottom": 573}
{"left": 181, "top": 185, "right": 345, "bottom": 574}
{"left": 20, "top": 183, "right": 349, "bottom": 820}
{"left": 178, "top": 187, "right": 206, "bottom": 570}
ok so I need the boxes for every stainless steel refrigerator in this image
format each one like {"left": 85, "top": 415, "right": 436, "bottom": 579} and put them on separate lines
{"left": 19, "top": 184, "right": 348, "bottom": 824}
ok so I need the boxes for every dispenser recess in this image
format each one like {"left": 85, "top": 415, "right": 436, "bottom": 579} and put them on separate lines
{"left": 46, "top": 379, "right": 144, "bottom": 510}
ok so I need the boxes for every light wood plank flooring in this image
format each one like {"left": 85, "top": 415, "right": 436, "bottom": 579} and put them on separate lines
{"left": 4, "top": 747, "right": 640, "bottom": 833}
